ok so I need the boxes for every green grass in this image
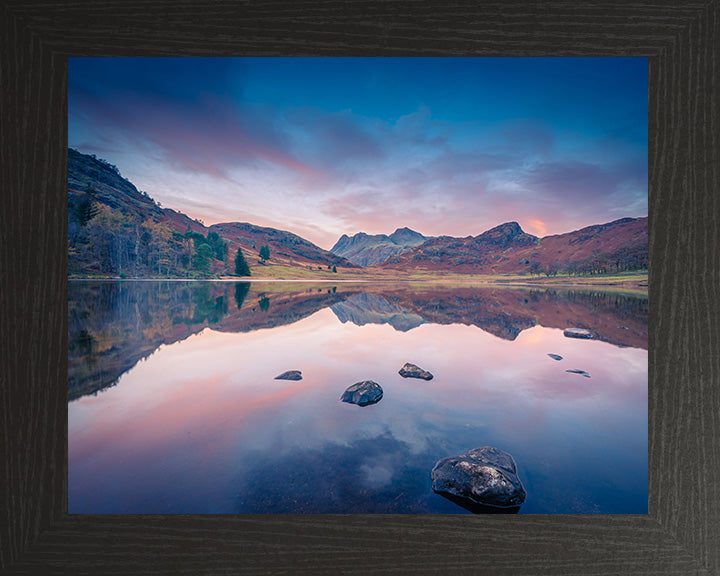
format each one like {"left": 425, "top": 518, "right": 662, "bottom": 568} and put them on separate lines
{"left": 75, "top": 262, "right": 648, "bottom": 296}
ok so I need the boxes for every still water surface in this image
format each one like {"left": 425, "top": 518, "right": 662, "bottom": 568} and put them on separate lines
{"left": 69, "top": 280, "right": 647, "bottom": 514}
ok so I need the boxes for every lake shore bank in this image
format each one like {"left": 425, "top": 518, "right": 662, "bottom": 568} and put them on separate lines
{"left": 70, "top": 270, "right": 648, "bottom": 295}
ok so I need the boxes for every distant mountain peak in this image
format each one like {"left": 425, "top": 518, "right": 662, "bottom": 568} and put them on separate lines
{"left": 485, "top": 221, "right": 523, "bottom": 235}
{"left": 330, "top": 227, "right": 430, "bottom": 266}
{"left": 473, "top": 221, "right": 535, "bottom": 247}
{"left": 389, "top": 227, "right": 425, "bottom": 245}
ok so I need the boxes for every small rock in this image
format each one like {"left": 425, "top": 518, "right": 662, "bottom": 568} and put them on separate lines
{"left": 340, "top": 380, "right": 383, "bottom": 406}
{"left": 547, "top": 353, "right": 563, "bottom": 361}
{"left": 563, "top": 328, "right": 592, "bottom": 339}
{"left": 432, "top": 446, "right": 526, "bottom": 512}
{"left": 398, "top": 362, "right": 433, "bottom": 380}
{"left": 275, "top": 370, "right": 302, "bottom": 381}
{"left": 566, "top": 369, "right": 591, "bottom": 378}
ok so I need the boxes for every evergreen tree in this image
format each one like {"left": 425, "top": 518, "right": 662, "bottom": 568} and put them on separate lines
{"left": 72, "top": 192, "right": 99, "bottom": 226}
{"left": 259, "top": 245, "right": 270, "bottom": 263}
{"left": 234, "top": 247, "right": 251, "bottom": 276}
{"left": 193, "top": 243, "right": 213, "bottom": 274}
{"left": 207, "top": 231, "right": 228, "bottom": 261}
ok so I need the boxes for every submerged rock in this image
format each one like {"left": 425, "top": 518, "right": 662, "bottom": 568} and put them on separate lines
{"left": 341, "top": 380, "right": 383, "bottom": 406}
{"left": 566, "top": 369, "right": 591, "bottom": 378}
{"left": 564, "top": 328, "right": 592, "bottom": 339}
{"left": 431, "top": 446, "right": 526, "bottom": 512}
{"left": 547, "top": 353, "right": 563, "bottom": 361}
{"left": 275, "top": 370, "right": 302, "bottom": 381}
{"left": 398, "top": 362, "right": 433, "bottom": 380}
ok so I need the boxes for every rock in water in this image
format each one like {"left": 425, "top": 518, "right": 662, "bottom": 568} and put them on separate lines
{"left": 566, "top": 369, "right": 591, "bottom": 378}
{"left": 398, "top": 362, "right": 433, "bottom": 380}
{"left": 547, "top": 353, "right": 563, "bottom": 361}
{"left": 275, "top": 370, "right": 302, "bottom": 381}
{"left": 341, "top": 380, "right": 383, "bottom": 406}
{"left": 563, "top": 328, "right": 592, "bottom": 339}
{"left": 432, "top": 446, "right": 526, "bottom": 511}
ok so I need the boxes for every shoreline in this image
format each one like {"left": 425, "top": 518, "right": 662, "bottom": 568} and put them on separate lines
{"left": 69, "top": 272, "right": 649, "bottom": 295}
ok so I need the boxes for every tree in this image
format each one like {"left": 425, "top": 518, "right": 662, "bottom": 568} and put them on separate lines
{"left": 71, "top": 192, "right": 99, "bottom": 226}
{"left": 332, "top": 265, "right": 337, "bottom": 273}
{"left": 259, "top": 245, "right": 270, "bottom": 263}
{"left": 207, "top": 231, "right": 228, "bottom": 261}
{"left": 85, "top": 204, "right": 134, "bottom": 275}
{"left": 185, "top": 231, "right": 207, "bottom": 249}
{"left": 193, "top": 243, "right": 213, "bottom": 274}
{"left": 141, "top": 219, "right": 173, "bottom": 276}
{"left": 234, "top": 247, "right": 251, "bottom": 276}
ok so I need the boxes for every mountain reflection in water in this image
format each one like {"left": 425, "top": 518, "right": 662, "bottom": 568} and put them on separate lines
{"left": 69, "top": 280, "right": 647, "bottom": 401}
{"left": 68, "top": 280, "right": 647, "bottom": 514}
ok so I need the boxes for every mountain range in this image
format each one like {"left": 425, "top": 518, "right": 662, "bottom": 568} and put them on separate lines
{"left": 381, "top": 217, "right": 648, "bottom": 275}
{"left": 68, "top": 148, "right": 647, "bottom": 277}
{"left": 331, "top": 227, "right": 429, "bottom": 265}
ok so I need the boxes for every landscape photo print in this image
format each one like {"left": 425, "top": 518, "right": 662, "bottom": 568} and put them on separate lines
{"left": 68, "top": 57, "right": 648, "bottom": 514}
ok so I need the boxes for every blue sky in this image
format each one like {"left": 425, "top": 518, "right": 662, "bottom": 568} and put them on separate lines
{"left": 69, "top": 57, "right": 647, "bottom": 249}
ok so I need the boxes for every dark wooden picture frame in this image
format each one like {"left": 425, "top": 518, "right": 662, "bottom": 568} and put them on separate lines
{"left": 1, "top": 2, "right": 718, "bottom": 574}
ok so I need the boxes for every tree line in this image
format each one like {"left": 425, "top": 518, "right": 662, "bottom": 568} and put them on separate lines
{"left": 69, "top": 191, "right": 257, "bottom": 278}
{"left": 526, "top": 248, "right": 648, "bottom": 277}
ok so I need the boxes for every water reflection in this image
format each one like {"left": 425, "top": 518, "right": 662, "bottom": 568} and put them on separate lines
{"left": 68, "top": 281, "right": 647, "bottom": 514}
{"left": 69, "top": 281, "right": 647, "bottom": 402}
{"left": 433, "top": 492, "right": 521, "bottom": 514}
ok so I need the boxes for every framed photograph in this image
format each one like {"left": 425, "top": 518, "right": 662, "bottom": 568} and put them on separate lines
{"left": 67, "top": 56, "right": 649, "bottom": 517}
{"left": 2, "top": 1, "right": 718, "bottom": 574}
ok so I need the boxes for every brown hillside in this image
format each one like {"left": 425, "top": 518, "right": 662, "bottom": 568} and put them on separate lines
{"left": 210, "top": 222, "right": 356, "bottom": 269}
{"left": 381, "top": 217, "right": 647, "bottom": 275}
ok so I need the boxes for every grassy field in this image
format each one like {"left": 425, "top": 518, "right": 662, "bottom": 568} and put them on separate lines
{"left": 74, "top": 262, "right": 648, "bottom": 296}
{"left": 226, "top": 264, "right": 648, "bottom": 294}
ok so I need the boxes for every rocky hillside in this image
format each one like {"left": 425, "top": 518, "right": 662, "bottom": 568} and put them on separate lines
{"left": 68, "top": 148, "right": 163, "bottom": 219}
{"left": 382, "top": 218, "right": 647, "bottom": 275}
{"left": 331, "top": 227, "right": 428, "bottom": 265}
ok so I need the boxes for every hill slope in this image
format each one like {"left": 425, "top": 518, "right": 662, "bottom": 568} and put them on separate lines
{"left": 381, "top": 218, "right": 647, "bottom": 275}
{"left": 210, "top": 222, "right": 352, "bottom": 269}
{"left": 68, "top": 148, "right": 355, "bottom": 277}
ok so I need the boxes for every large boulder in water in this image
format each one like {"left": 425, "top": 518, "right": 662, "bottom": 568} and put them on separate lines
{"left": 340, "top": 380, "right": 383, "bottom": 406}
{"left": 275, "top": 370, "right": 302, "bottom": 381}
{"left": 563, "top": 328, "right": 592, "bottom": 339}
{"left": 398, "top": 362, "right": 433, "bottom": 380}
{"left": 432, "top": 446, "right": 526, "bottom": 512}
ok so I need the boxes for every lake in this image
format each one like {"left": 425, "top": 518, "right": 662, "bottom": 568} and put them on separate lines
{"left": 68, "top": 280, "right": 648, "bottom": 514}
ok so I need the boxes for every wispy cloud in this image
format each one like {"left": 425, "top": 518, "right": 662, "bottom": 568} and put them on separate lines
{"left": 69, "top": 57, "right": 647, "bottom": 249}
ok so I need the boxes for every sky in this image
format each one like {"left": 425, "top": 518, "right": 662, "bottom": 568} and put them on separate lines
{"left": 69, "top": 57, "right": 648, "bottom": 250}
